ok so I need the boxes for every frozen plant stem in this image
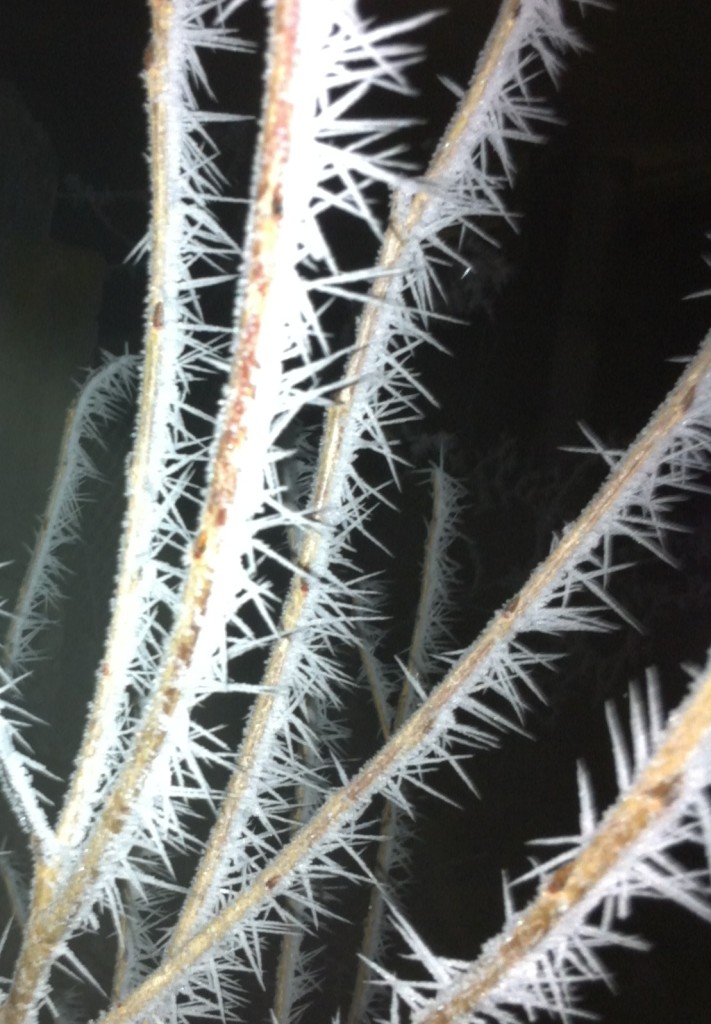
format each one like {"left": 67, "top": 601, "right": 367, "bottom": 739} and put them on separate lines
{"left": 0, "top": 3, "right": 710, "bottom": 1024}
{"left": 389, "top": 662, "right": 711, "bottom": 1024}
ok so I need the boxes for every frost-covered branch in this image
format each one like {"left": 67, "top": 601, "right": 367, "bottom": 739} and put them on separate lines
{"left": 0, "top": 356, "right": 136, "bottom": 860}
{"left": 0, "top": 2, "right": 709, "bottom": 1024}
{"left": 378, "top": 663, "right": 711, "bottom": 1024}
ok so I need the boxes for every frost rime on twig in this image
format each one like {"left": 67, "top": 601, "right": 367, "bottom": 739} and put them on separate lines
{"left": 375, "top": 666, "right": 711, "bottom": 1024}
{"left": 1, "top": 3, "right": 710, "bottom": 1024}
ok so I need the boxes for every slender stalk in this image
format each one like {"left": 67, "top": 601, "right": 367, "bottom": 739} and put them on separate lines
{"left": 163, "top": 0, "right": 306, "bottom": 951}
{"left": 2, "top": 357, "right": 135, "bottom": 680}
{"left": 0, "top": 359, "right": 133, "bottom": 857}
{"left": 0, "top": 5, "right": 178, "bottom": 1014}
{"left": 414, "top": 664, "right": 711, "bottom": 1024}
{"left": 348, "top": 466, "right": 460, "bottom": 1024}
{"left": 54, "top": 0, "right": 180, "bottom": 856}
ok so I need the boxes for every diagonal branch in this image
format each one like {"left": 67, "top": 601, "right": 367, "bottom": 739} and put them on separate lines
{"left": 408, "top": 662, "right": 711, "bottom": 1024}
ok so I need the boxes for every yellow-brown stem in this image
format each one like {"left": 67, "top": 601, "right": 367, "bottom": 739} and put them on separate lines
{"left": 416, "top": 662, "right": 711, "bottom": 1024}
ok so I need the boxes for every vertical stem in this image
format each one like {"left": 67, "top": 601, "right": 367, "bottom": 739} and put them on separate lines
{"left": 55, "top": 0, "right": 179, "bottom": 854}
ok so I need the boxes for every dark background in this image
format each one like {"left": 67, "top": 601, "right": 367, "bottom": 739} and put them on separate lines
{"left": 1, "top": 2, "right": 711, "bottom": 1023}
